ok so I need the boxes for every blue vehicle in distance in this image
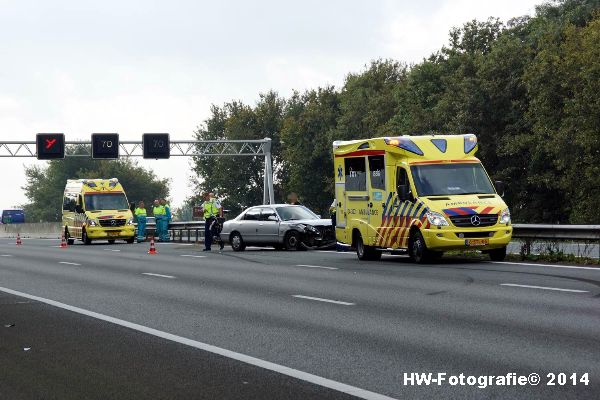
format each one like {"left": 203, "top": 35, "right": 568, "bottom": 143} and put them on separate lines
{"left": 1, "top": 209, "right": 25, "bottom": 224}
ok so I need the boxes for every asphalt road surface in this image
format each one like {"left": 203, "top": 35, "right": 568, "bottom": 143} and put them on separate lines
{"left": 1, "top": 238, "right": 599, "bottom": 399}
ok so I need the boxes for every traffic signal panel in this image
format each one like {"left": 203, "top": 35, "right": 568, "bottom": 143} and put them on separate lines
{"left": 92, "top": 133, "right": 119, "bottom": 159}
{"left": 36, "top": 133, "right": 65, "bottom": 160}
{"left": 143, "top": 133, "right": 170, "bottom": 159}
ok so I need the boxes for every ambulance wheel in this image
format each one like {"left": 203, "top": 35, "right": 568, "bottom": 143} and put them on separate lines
{"left": 65, "top": 228, "right": 75, "bottom": 245}
{"left": 488, "top": 247, "right": 507, "bottom": 261}
{"left": 230, "top": 232, "right": 246, "bottom": 252}
{"left": 355, "top": 233, "right": 381, "bottom": 261}
{"left": 126, "top": 237, "right": 135, "bottom": 244}
{"left": 82, "top": 230, "right": 92, "bottom": 245}
{"left": 108, "top": 239, "right": 116, "bottom": 244}
{"left": 408, "top": 230, "right": 434, "bottom": 264}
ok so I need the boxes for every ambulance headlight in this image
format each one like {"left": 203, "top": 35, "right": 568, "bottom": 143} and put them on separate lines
{"left": 426, "top": 211, "right": 449, "bottom": 227}
{"left": 127, "top": 218, "right": 135, "bottom": 225}
{"left": 500, "top": 208, "right": 511, "bottom": 224}
{"left": 87, "top": 220, "right": 97, "bottom": 226}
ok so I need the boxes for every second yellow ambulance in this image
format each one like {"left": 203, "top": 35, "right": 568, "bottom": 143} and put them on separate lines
{"left": 62, "top": 178, "right": 136, "bottom": 245}
{"left": 333, "top": 134, "right": 512, "bottom": 262}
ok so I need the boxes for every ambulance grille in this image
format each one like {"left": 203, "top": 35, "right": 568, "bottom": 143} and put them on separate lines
{"left": 449, "top": 214, "right": 498, "bottom": 228}
{"left": 99, "top": 219, "right": 126, "bottom": 227}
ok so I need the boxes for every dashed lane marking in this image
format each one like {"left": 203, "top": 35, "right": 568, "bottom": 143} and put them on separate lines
{"left": 500, "top": 283, "right": 589, "bottom": 293}
{"left": 292, "top": 295, "right": 355, "bottom": 306}
{"left": 142, "top": 273, "right": 176, "bottom": 279}
{"left": 296, "top": 264, "right": 338, "bottom": 270}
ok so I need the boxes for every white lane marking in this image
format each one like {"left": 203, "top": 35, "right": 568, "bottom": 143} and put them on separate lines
{"left": 316, "top": 250, "right": 354, "bottom": 255}
{"left": 141, "top": 273, "right": 176, "bottom": 279}
{"left": 296, "top": 264, "right": 338, "bottom": 270}
{"left": 103, "top": 249, "right": 121, "bottom": 252}
{"left": 500, "top": 283, "right": 589, "bottom": 293}
{"left": 0, "top": 287, "right": 395, "bottom": 400}
{"left": 491, "top": 261, "right": 600, "bottom": 271}
{"left": 292, "top": 295, "right": 355, "bottom": 306}
{"left": 58, "top": 262, "right": 81, "bottom": 266}
{"left": 155, "top": 242, "right": 194, "bottom": 246}
{"left": 1, "top": 254, "right": 14, "bottom": 257}
{"left": 180, "top": 255, "right": 206, "bottom": 258}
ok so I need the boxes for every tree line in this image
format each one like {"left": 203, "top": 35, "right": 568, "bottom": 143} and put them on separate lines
{"left": 192, "top": 0, "right": 600, "bottom": 223}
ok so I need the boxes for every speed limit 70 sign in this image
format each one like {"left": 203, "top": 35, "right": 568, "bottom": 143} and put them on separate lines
{"left": 91, "top": 133, "right": 119, "bottom": 159}
{"left": 142, "top": 133, "right": 170, "bottom": 159}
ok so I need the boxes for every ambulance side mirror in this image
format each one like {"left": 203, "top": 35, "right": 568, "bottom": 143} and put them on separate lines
{"left": 397, "top": 184, "right": 412, "bottom": 202}
{"left": 495, "top": 180, "right": 505, "bottom": 197}
{"left": 75, "top": 205, "right": 84, "bottom": 214}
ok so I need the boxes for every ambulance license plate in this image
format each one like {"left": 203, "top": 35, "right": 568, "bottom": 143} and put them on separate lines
{"left": 465, "top": 239, "right": 489, "bottom": 246}
{"left": 107, "top": 231, "right": 120, "bottom": 237}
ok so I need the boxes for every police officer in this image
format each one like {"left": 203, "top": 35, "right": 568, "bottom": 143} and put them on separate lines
{"left": 160, "top": 198, "right": 171, "bottom": 242}
{"left": 201, "top": 192, "right": 221, "bottom": 251}
{"left": 153, "top": 199, "right": 166, "bottom": 241}
{"left": 135, "top": 201, "right": 147, "bottom": 243}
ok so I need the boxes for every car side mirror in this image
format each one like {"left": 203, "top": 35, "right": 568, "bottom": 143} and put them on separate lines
{"left": 267, "top": 215, "right": 279, "bottom": 222}
{"left": 495, "top": 180, "right": 505, "bottom": 197}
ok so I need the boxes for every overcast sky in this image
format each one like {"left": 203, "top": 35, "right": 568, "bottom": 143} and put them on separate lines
{"left": 0, "top": 0, "right": 540, "bottom": 211}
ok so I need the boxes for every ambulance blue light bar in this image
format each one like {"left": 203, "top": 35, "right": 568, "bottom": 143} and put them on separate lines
{"left": 384, "top": 137, "right": 424, "bottom": 156}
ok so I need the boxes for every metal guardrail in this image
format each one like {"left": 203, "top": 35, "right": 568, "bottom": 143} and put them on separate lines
{"left": 138, "top": 221, "right": 206, "bottom": 243}
{"left": 512, "top": 224, "right": 600, "bottom": 240}
{"left": 511, "top": 224, "right": 600, "bottom": 258}
{"left": 140, "top": 222, "right": 600, "bottom": 256}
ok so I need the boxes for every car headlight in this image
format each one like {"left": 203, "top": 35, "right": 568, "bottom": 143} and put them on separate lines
{"left": 426, "top": 211, "right": 449, "bottom": 227}
{"left": 127, "top": 218, "right": 134, "bottom": 225}
{"left": 500, "top": 208, "right": 511, "bottom": 224}
{"left": 87, "top": 220, "right": 97, "bottom": 226}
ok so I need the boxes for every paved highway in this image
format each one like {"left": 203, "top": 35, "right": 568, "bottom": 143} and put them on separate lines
{"left": 1, "top": 239, "right": 599, "bottom": 399}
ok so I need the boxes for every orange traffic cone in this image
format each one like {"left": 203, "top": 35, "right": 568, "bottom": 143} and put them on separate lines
{"left": 60, "top": 233, "right": 68, "bottom": 249}
{"left": 148, "top": 238, "right": 157, "bottom": 254}
{"left": 16, "top": 233, "right": 22, "bottom": 246}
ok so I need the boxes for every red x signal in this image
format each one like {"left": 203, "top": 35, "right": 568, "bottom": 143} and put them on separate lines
{"left": 45, "top": 138, "right": 57, "bottom": 149}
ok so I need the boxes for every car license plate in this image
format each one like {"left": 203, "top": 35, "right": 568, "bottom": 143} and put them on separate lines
{"left": 465, "top": 239, "right": 489, "bottom": 246}
{"left": 108, "top": 231, "right": 120, "bottom": 237}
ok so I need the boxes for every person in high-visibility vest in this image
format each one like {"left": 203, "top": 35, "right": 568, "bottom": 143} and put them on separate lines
{"left": 160, "top": 198, "right": 171, "bottom": 242}
{"left": 135, "top": 201, "right": 147, "bottom": 243}
{"left": 153, "top": 199, "right": 166, "bottom": 241}
{"left": 201, "top": 192, "right": 221, "bottom": 251}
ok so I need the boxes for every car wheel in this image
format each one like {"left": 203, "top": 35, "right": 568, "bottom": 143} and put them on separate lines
{"left": 65, "top": 228, "right": 75, "bottom": 245}
{"left": 82, "top": 229, "right": 92, "bottom": 245}
{"left": 355, "top": 232, "right": 381, "bottom": 261}
{"left": 408, "top": 230, "right": 434, "bottom": 264}
{"left": 284, "top": 231, "right": 302, "bottom": 250}
{"left": 489, "top": 246, "right": 507, "bottom": 261}
{"left": 230, "top": 232, "right": 245, "bottom": 252}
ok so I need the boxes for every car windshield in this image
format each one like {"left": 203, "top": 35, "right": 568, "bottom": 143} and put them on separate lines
{"left": 410, "top": 163, "right": 495, "bottom": 196}
{"left": 84, "top": 193, "right": 129, "bottom": 211}
{"left": 275, "top": 206, "right": 319, "bottom": 221}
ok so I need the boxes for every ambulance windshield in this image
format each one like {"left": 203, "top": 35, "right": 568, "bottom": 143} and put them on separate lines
{"left": 410, "top": 163, "right": 495, "bottom": 196}
{"left": 84, "top": 193, "right": 129, "bottom": 211}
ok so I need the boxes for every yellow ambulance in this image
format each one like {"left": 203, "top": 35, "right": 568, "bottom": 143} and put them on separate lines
{"left": 62, "top": 178, "right": 136, "bottom": 245}
{"left": 333, "top": 134, "right": 512, "bottom": 262}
